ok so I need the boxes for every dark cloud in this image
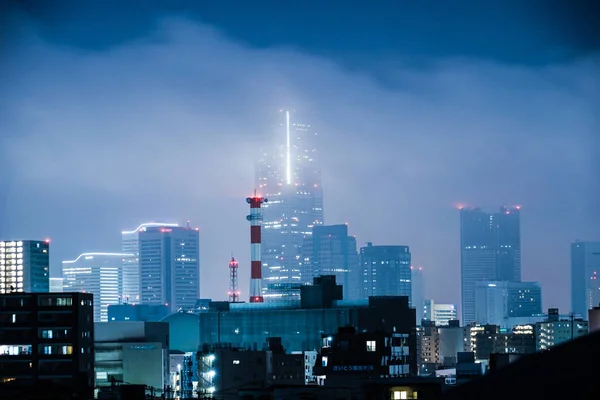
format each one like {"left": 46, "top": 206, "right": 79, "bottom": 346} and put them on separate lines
{"left": 1, "top": 13, "right": 599, "bottom": 312}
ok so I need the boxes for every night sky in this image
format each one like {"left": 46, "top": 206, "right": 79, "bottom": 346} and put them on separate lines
{"left": 1, "top": 0, "right": 598, "bottom": 313}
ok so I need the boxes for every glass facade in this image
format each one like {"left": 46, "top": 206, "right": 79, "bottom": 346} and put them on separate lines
{"left": 0, "top": 240, "right": 49, "bottom": 294}
{"left": 121, "top": 223, "right": 200, "bottom": 312}
{"left": 199, "top": 296, "right": 417, "bottom": 361}
{"left": 301, "top": 224, "right": 360, "bottom": 300}
{"left": 474, "top": 281, "right": 542, "bottom": 326}
{"left": 359, "top": 243, "right": 411, "bottom": 301}
{"left": 570, "top": 241, "right": 600, "bottom": 317}
{"left": 256, "top": 111, "right": 324, "bottom": 301}
{"left": 62, "top": 253, "right": 133, "bottom": 322}
{"left": 460, "top": 207, "right": 521, "bottom": 325}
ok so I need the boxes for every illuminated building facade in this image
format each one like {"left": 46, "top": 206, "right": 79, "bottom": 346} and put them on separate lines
{"left": 422, "top": 300, "right": 458, "bottom": 326}
{"left": 122, "top": 223, "right": 200, "bottom": 312}
{"left": 460, "top": 206, "right": 521, "bottom": 325}
{"left": 359, "top": 243, "right": 412, "bottom": 301}
{"left": 256, "top": 110, "right": 323, "bottom": 301}
{"left": 0, "top": 240, "right": 49, "bottom": 294}
{"left": 0, "top": 292, "right": 95, "bottom": 399}
{"left": 62, "top": 253, "right": 134, "bottom": 322}
{"left": 570, "top": 241, "right": 600, "bottom": 317}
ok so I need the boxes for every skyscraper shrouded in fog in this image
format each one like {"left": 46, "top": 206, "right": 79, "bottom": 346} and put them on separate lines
{"left": 121, "top": 222, "right": 200, "bottom": 312}
{"left": 0, "top": 240, "right": 49, "bottom": 294}
{"left": 571, "top": 241, "right": 600, "bottom": 317}
{"left": 301, "top": 224, "right": 359, "bottom": 299}
{"left": 460, "top": 206, "right": 521, "bottom": 325}
{"left": 359, "top": 242, "right": 412, "bottom": 300}
{"left": 411, "top": 266, "right": 425, "bottom": 323}
{"left": 256, "top": 110, "right": 323, "bottom": 302}
{"left": 62, "top": 252, "right": 134, "bottom": 322}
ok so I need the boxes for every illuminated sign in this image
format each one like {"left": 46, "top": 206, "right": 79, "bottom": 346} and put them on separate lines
{"left": 332, "top": 365, "right": 375, "bottom": 372}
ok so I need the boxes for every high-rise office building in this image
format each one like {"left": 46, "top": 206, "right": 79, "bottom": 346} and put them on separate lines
{"left": 121, "top": 222, "right": 200, "bottom": 312}
{"left": 460, "top": 206, "right": 521, "bottom": 325}
{"left": 301, "top": 224, "right": 359, "bottom": 299}
{"left": 359, "top": 242, "right": 412, "bottom": 300}
{"left": 256, "top": 110, "right": 323, "bottom": 301}
{"left": 474, "top": 281, "right": 542, "bottom": 326}
{"left": 411, "top": 266, "right": 425, "bottom": 324}
{"left": 62, "top": 252, "right": 134, "bottom": 322}
{"left": 571, "top": 241, "right": 600, "bottom": 317}
{"left": 0, "top": 240, "right": 49, "bottom": 294}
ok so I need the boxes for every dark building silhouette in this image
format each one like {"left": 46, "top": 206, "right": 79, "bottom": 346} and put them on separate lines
{"left": 439, "top": 331, "right": 600, "bottom": 399}
{"left": 0, "top": 292, "right": 94, "bottom": 399}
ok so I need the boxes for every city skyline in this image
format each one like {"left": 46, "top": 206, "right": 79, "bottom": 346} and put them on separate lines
{"left": 1, "top": 2, "right": 598, "bottom": 313}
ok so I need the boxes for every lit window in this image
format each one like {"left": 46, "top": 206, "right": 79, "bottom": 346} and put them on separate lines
{"left": 232, "top": 360, "right": 240, "bottom": 365}
{"left": 366, "top": 340, "right": 376, "bottom": 352}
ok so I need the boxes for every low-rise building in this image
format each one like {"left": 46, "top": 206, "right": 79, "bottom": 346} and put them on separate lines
{"left": 94, "top": 321, "right": 169, "bottom": 392}
{"left": 0, "top": 292, "right": 94, "bottom": 399}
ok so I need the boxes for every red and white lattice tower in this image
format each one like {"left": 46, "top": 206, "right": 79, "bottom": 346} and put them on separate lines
{"left": 246, "top": 190, "right": 267, "bottom": 303}
{"left": 228, "top": 256, "right": 240, "bottom": 303}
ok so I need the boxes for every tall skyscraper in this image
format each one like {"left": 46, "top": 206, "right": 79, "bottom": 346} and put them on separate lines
{"left": 359, "top": 242, "right": 412, "bottom": 300}
{"left": 411, "top": 266, "right": 425, "bottom": 323}
{"left": 62, "top": 252, "right": 134, "bottom": 322}
{"left": 121, "top": 222, "right": 200, "bottom": 312}
{"left": 256, "top": 110, "right": 324, "bottom": 301}
{"left": 460, "top": 206, "right": 521, "bottom": 325}
{"left": 474, "top": 281, "right": 542, "bottom": 326}
{"left": 0, "top": 240, "right": 49, "bottom": 293}
{"left": 301, "top": 224, "right": 359, "bottom": 299}
{"left": 571, "top": 241, "right": 600, "bottom": 317}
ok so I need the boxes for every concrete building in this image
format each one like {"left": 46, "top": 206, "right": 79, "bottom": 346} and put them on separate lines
{"left": 0, "top": 240, "right": 49, "bottom": 294}
{"left": 460, "top": 207, "right": 521, "bottom": 325}
{"left": 535, "top": 309, "right": 588, "bottom": 351}
{"left": 571, "top": 241, "right": 600, "bottom": 317}
{"left": 438, "top": 322, "right": 464, "bottom": 368}
{"left": 589, "top": 306, "right": 600, "bottom": 333}
{"left": 121, "top": 222, "right": 200, "bottom": 312}
{"left": 474, "top": 281, "right": 542, "bottom": 326}
{"left": 197, "top": 337, "right": 306, "bottom": 399}
{"left": 62, "top": 252, "right": 134, "bottom": 322}
{"left": 0, "top": 292, "right": 94, "bottom": 399}
{"left": 313, "top": 327, "right": 412, "bottom": 385}
{"left": 423, "top": 299, "right": 458, "bottom": 326}
{"left": 359, "top": 243, "right": 412, "bottom": 301}
{"left": 94, "top": 321, "right": 169, "bottom": 391}
{"left": 417, "top": 321, "right": 441, "bottom": 375}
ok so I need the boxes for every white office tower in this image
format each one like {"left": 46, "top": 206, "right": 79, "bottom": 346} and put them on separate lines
{"left": 121, "top": 222, "right": 200, "bottom": 312}
{"left": 62, "top": 253, "right": 133, "bottom": 322}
